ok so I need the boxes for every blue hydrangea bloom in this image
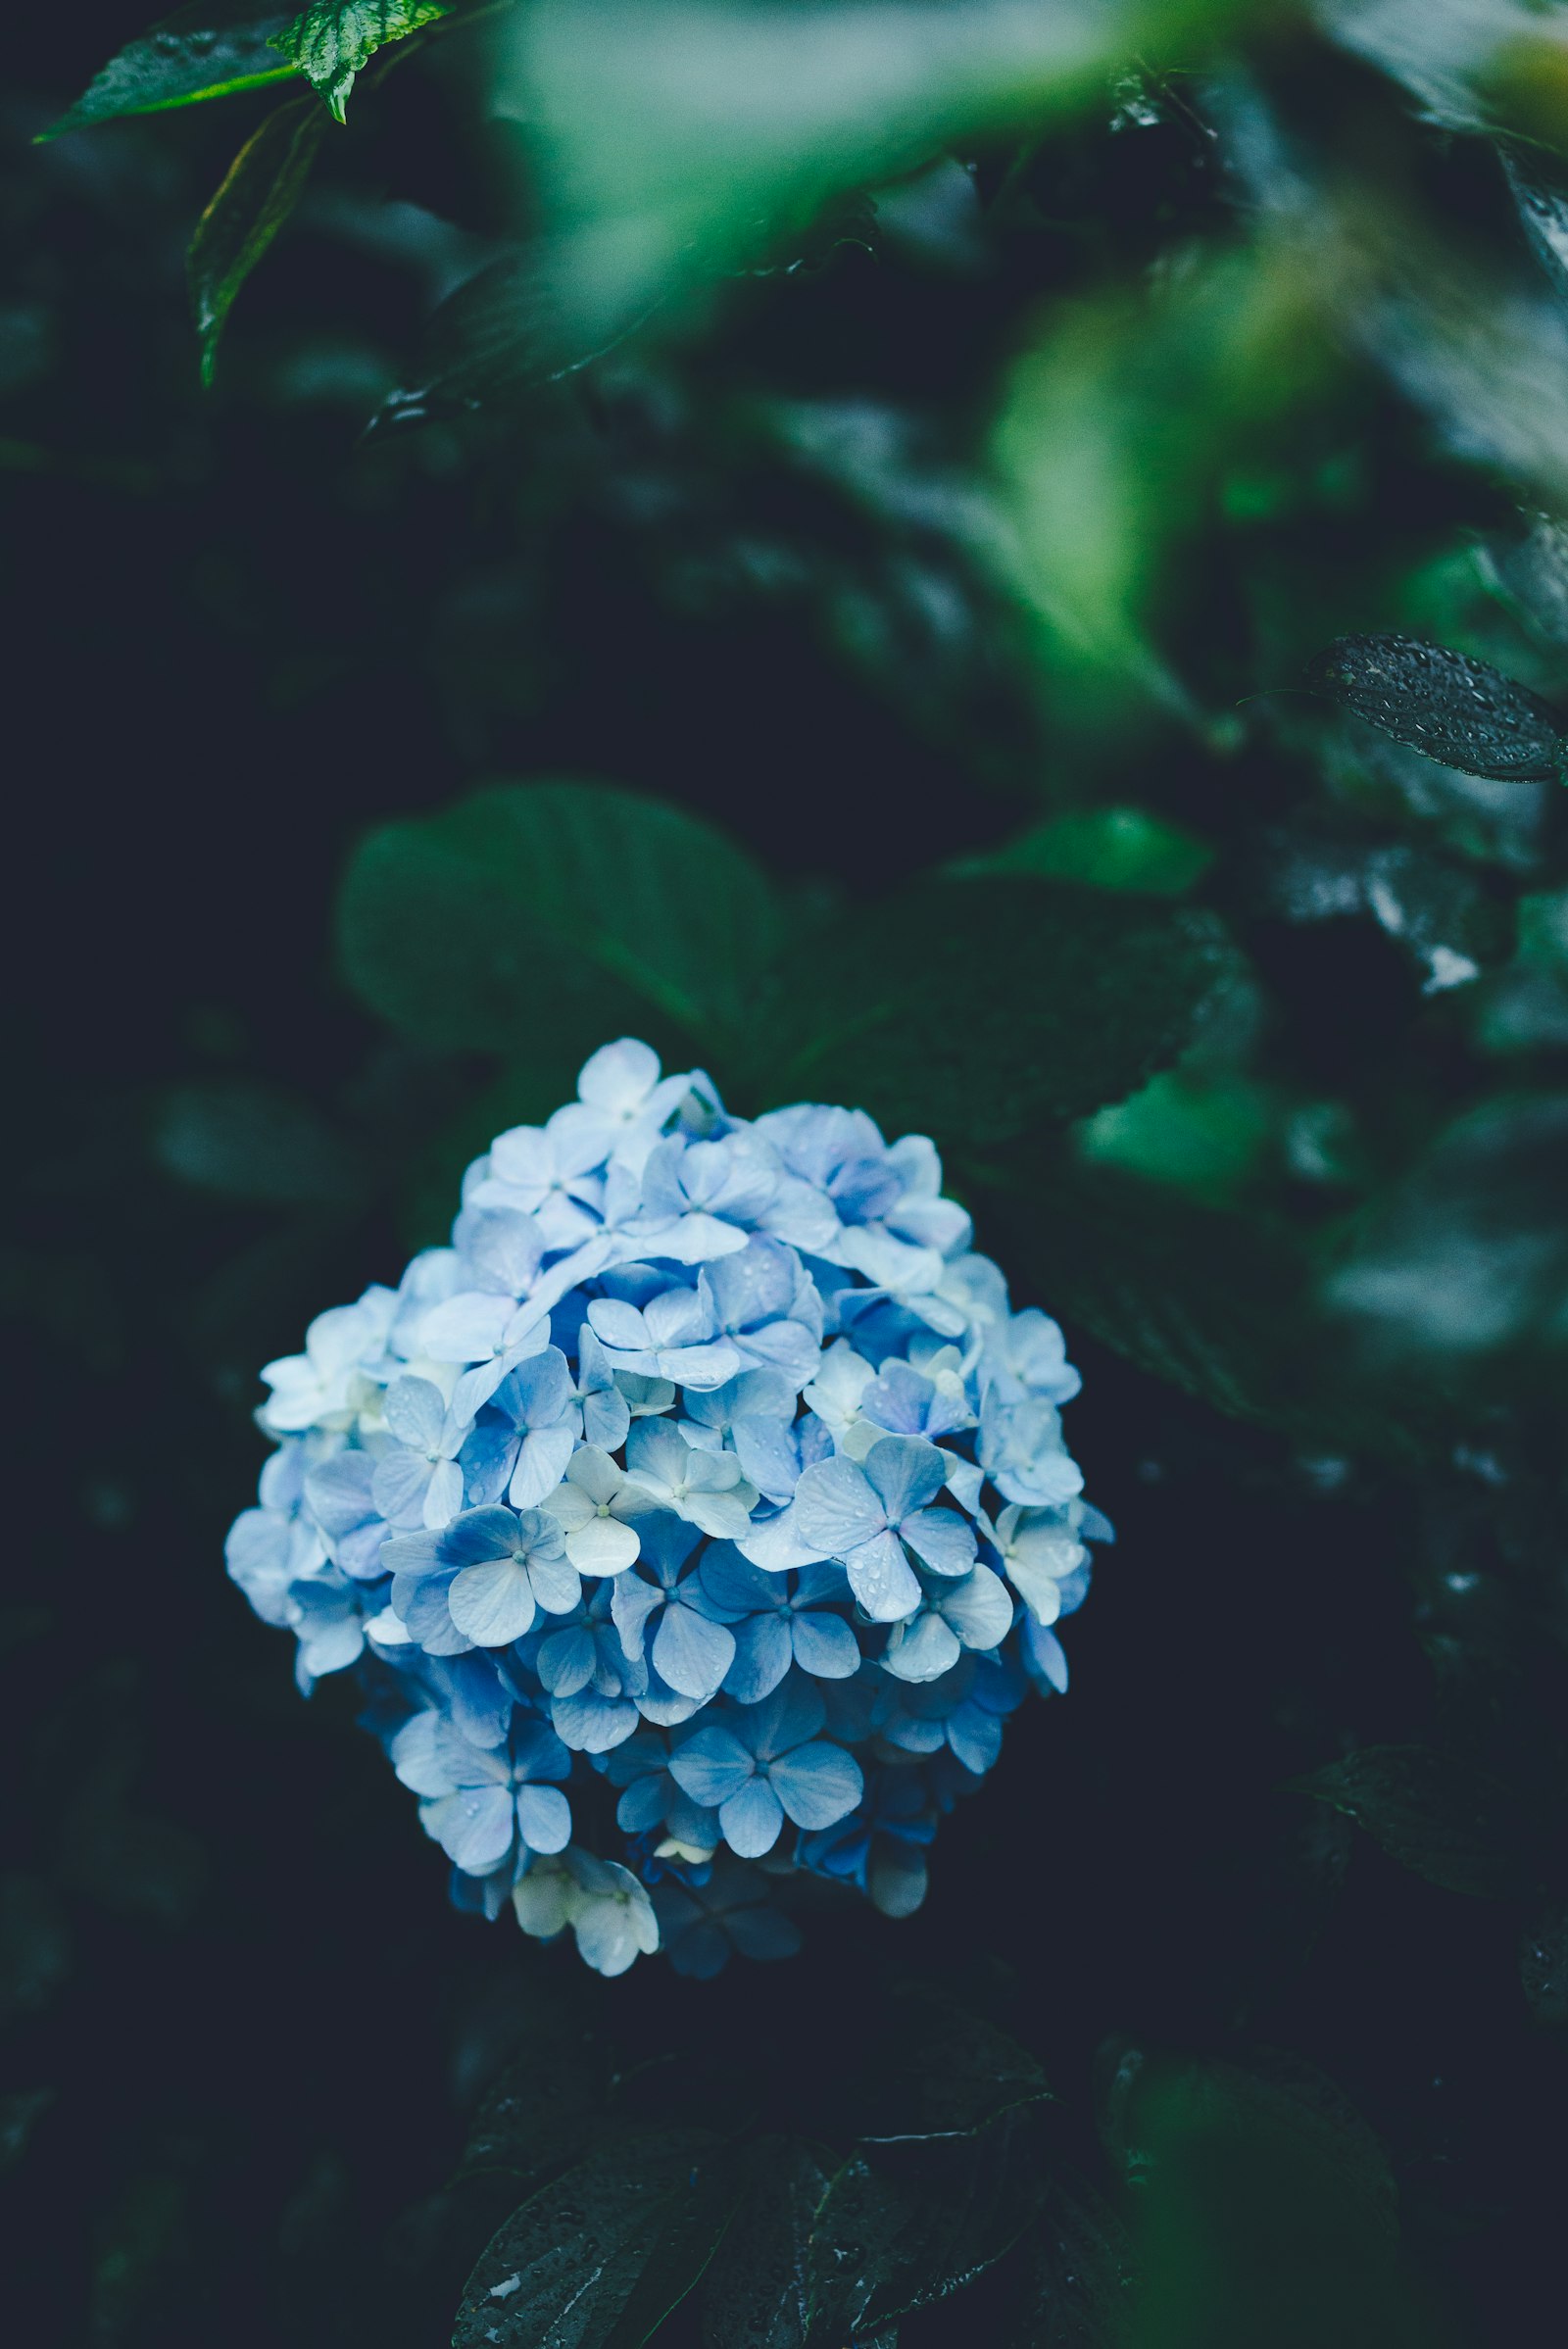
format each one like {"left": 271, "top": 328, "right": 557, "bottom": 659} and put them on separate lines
{"left": 225, "top": 1040, "right": 1108, "bottom": 1974}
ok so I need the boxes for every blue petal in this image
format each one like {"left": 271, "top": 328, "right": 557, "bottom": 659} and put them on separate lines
{"left": 768, "top": 1740, "right": 863, "bottom": 1830}
{"left": 668, "top": 1725, "right": 755, "bottom": 1809}
{"left": 718, "top": 1776, "right": 785, "bottom": 1857}
{"left": 652, "top": 1603, "right": 736, "bottom": 1700}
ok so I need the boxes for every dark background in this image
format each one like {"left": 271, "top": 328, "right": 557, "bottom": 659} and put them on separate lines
{"left": 3, "top": 9, "right": 1566, "bottom": 2345}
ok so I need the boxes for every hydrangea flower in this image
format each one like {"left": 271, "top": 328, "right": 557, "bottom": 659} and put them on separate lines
{"left": 225, "top": 1040, "right": 1107, "bottom": 1974}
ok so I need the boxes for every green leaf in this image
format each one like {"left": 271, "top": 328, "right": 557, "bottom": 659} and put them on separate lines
{"left": 854, "top": 1989, "right": 1054, "bottom": 2143}
{"left": 271, "top": 0, "right": 453, "bottom": 122}
{"left": 1011, "top": 2171, "right": 1136, "bottom": 2349}
{"left": 42, "top": 6, "right": 296, "bottom": 137}
{"left": 372, "top": 248, "right": 660, "bottom": 433}
{"left": 697, "top": 2137, "right": 831, "bottom": 2349}
{"left": 506, "top": 0, "right": 1242, "bottom": 347}
{"left": 753, "top": 877, "right": 1237, "bottom": 1149}
{"left": 807, "top": 2119, "right": 1045, "bottom": 2336}
{"left": 955, "top": 807, "right": 1214, "bottom": 897}
{"left": 187, "top": 95, "right": 326, "bottom": 385}
{"left": 1306, "top": 634, "right": 1565, "bottom": 783}
{"left": 1292, "top": 1744, "right": 1538, "bottom": 1898}
{"left": 153, "top": 1076, "right": 363, "bottom": 1203}
{"left": 337, "top": 780, "right": 783, "bottom": 1059}
{"left": 457, "top": 1991, "right": 614, "bottom": 2188}
{"left": 452, "top": 2129, "right": 728, "bottom": 2349}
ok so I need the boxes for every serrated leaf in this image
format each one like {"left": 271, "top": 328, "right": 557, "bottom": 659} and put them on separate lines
{"left": 452, "top": 2129, "right": 726, "bottom": 2349}
{"left": 272, "top": 0, "right": 452, "bottom": 122}
{"left": 697, "top": 2137, "right": 831, "bottom": 2349}
{"left": 752, "top": 877, "right": 1237, "bottom": 1149}
{"left": 42, "top": 6, "right": 296, "bottom": 137}
{"left": 1307, "top": 633, "right": 1565, "bottom": 782}
{"left": 1292, "top": 1744, "right": 1538, "bottom": 1898}
{"left": 338, "top": 780, "right": 783, "bottom": 1060}
{"left": 187, "top": 95, "right": 326, "bottom": 385}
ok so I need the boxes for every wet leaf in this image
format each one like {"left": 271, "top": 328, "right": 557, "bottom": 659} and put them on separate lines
{"left": 271, "top": 1, "right": 452, "bottom": 122}
{"left": 697, "top": 2136, "right": 831, "bottom": 2349}
{"left": 453, "top": 2129, "right": 728, "bottom": 2349}
{"left": 1307, "top": 634, "right": 1565, "bottom": 783}
{"left": 1519, "top": 1902, "right": 1568, "bottom": 2026}
{"left": 42, "top": 6, "right": 296, "bottom": 137}
{"left": 187, "top": 95, "right": 326, "bottom": 386}
{"left": 1292, "top": 1743, "right": 1538, "bottom": 1897}
{"left": 1011, "top": 2170, "right": 1136, "bottom": 2349}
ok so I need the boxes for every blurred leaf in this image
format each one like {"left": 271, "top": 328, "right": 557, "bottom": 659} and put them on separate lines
{"left": 1328, "top": 1094, "right": 1568, "bottom": 1361}
{"left": 91, "top": 2173, "right": 190, "bottom": 2346}
{"left": 188, "top": 95, "right": 326, "bottom": 386}
{"left": 995, "top": 240, "right": 1335, "bottom": 710}
{"left": 1314, "top": 0, "right": 1547, "bottom": 133}
{"left": 373, "top": 247, "right": 658, "bottom": 432}
{"left": 60, "top": 1760, "right": 207, "bottom": 1929}
{"left": 1476, "top": 887, "right": 1568, "bottom": 1050}
{"left": 1519, "top": 1902, "right": 1568, "bottom": 2026}
{"left": 808, "top": 2117, "right": 1043, "bottom": 2336}
{"left": 272, "top": 1, "right": 453, "bottom": 124}
{"left": 1010, "top": 2170, "right": 1137, "bottom": 2349}
{"left": 753, "top": 877, "right": 1238, "bottom": 1146}
{"left": 505, "top": 0, "right": 1236, "bottom": 344}
{"left": 153, "top": 1078, "right": 364, "bottom": 1204}
{"left": 1306, "top": 635, "right": 1565, "bottom": 783}
{"left": 956, "top": 807, "right": 1214, "bottom": 896}
{"left": 697, "top": 2136, "right": 831, "bottom": 2349}
{"left": 1076, "top": 1068, "right": 1281, "bottom": 1202}
{"left": 42, "top": 6, "right": 296, "bottom": 137}
{"left": 1121, "top": 2049, "right": 1435, "bottom": 2349}
{"left": 0, "top": 1874, "right": 72, "bottom": 2027}
{"left": 452, "top": 2129, "right": 726, "bottom": 2349}
{"left": 855, "top": 1989, "right": 1054, "bottom": 2142}
{"left": 1292, "top": 1743, "right": 1538, "bottom": 1897}
{"left": 0, "top": 2088, "right": 55, "bottom": 2175}
{"left": 338, "top": 780, "right": 782, "bottom": 1058}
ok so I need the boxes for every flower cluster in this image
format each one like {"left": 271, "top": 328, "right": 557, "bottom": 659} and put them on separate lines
{"left": 226, "top": 1042, "right": 1107, "bottom": 1975}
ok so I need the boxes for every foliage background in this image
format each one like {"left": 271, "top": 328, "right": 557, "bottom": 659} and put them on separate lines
{"left": 4, "top": 3, "right": 1568, "bottom": 2343}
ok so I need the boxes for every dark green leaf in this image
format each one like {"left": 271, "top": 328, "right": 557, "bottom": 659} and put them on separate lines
{"left": 0, "top": 1874, "right": 72, "bottom": 2027}
{"left": 153, "top": 1076, "right": 362, "bottom": 1203}
{"left": 373, "top": 249, "right": 659, "bottom": 433}
{"left": 1306, "top": 634, "right": 1565, "bottom": 783}
{"left": 187, "top": 96, "right": 326, "bottom": 385}
{"left": 1292, "top": 1744, "right": 1537, "bottom": 1897}
{"left": 753, "top": 877, "right": 1237, "bottom": 1147}
{"left": 0, "top": 2088, "right": 55, "bottom": 2174}
{"left": 1519, "top": 1903, "right": 1568, "bottom": 2026}
{"left": 807, "top": 2118, "right": 1043, "bottom": 2337}
{"left": 1499, "top": 142, "right": 1568, "bottom": 304}
{"left": 698, "top": 2136, "right": 831, "bottom": 2349}
{"left": 452, "top": 2129, "right": 726, "bottom": 2349}
{"left": 458, "top": 1993, "right": 613, "bottom": 2188}
{"left": 338, "top": 779, "right": 783, "bottom": 1058}
{"left": 955, "top": 807, "right": 1214, "bottom": 897}
{"left": 42, "top": 6, "right": 296, "bottom": 137}
{"left": 855, "top": 1989, "right": 1053, "bottom": 2142}
{"left": 271, "top": 1, "right": 453, "bottom": 124}
{"left": 1011, "top": 2171, "right": 1136, "bottom": 2349}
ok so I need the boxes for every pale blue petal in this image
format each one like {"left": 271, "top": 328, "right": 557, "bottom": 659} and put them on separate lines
{"left": 863, "top": 1435, "right": 946, "bottom": 1525}
{"left": 845, "top": 1531, "right": 922, "bottom": 1622}
{"left": 901, "top": 1505, "right": 977, "bottom": 1579}
{"left": 792, "top": 1455, "right": 886, "bottom": 1554}
{"left": 515, "top": 1784, "right": 571, "bottom": 1855}
{"left": 719, "top": 1776, "right": 785, "bottom": 1857}
{"left": 722, "top": 1613, "right": 793, "bottom": 1705}
{"left": 668, "top": 1726, "right": 755, "bottom": 1809}
{"left": 652, "top": 1603, "right": 736, "bottom": 1700}
{"left": 447, "top": 1558, "right": 537, "bottom": 1647}
{"left": 768, "top": 1740, "right": 863, "bottom": 1830}
{"left": 424, "top": 1785, "right": 514, "bottom": 1874}
{"left": 789, "top": 1609, "right": 859, "bottom": 1679}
